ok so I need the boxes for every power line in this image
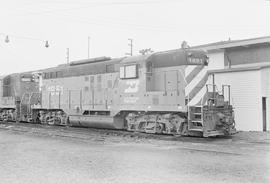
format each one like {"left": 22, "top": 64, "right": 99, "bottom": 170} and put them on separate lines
{"left": 42, "top": 12, "right": 181, "bottom": 32}
{"left": 4, "top": 0, "right": 182, "bottom": 33}
{"left": 11, "top": 0, "right": 180, "bottom": 17}
{"left": 75, "top": 15, "right": 179, "bottom": 30}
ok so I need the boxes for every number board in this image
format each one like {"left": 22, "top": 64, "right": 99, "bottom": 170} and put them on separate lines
{"left": 187, "top": 57, "right": 205, "bottom": 65}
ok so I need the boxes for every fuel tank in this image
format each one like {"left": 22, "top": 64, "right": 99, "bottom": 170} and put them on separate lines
{"left": 68, "top": 115, "right": 125, "bottom": 129}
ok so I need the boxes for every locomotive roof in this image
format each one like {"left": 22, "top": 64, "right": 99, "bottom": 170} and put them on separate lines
{"left": 43, "top": 57, "right": 122, "bottom": 71}
{"left": 0, "top": 75, "right": 6, "bottom": 80}
{"left": 120, "top": 54, "right": 152, "bottom": 64}
{"left": 69, "top": 56, "right": 112, "bottom": 66}
{"left": 41, "top": 57, "right": 124, "bottom": 79}
{"left": 40, "top": 49, "right": 206, "bottom": 79}
{"left": 121, "top": 49, "right": 206, "bottom": 67}
{"left": 0, "top": 71, "right": 36, "bottom": 80}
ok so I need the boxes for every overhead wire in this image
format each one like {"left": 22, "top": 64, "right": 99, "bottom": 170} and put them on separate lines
{"left": 2, "top": 0, "right": 182, "bottom": 33}
{"left": 18, "top": 2, "right": 181, "bottom": 33}
{"left": 28, "top": 0, "right": 180, "bottom": 6}
{"left": 10, "top": 0, "right": 180, "bottom": 16}
{"left": 0, "top": 0, "right": 183, "bottom": 51}
{"left": 41, "top": 10, "right": 181, "bottom": 32}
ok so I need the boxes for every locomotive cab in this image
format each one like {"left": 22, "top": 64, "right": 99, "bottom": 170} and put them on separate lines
{"left": 120, "top": 49, "right": 211, "bottom": 135}
{"left": 118, "top": 49, "right": 207, "bottom": 113}
{"left": 0, "top": 73, "right": 40, "bottom": 122}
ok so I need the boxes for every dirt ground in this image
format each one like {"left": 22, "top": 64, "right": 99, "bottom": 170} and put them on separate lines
{"left": 0, "top": 123, "right": 269, "bottom": 183}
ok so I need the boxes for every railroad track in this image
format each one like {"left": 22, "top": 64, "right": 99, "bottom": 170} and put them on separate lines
{"left": 0, "top": 121, "right": 247, "bottom": 157}
{"left": 0, "top": 121, "right": 232, "bottom": 143}
{"left": 0, "top": 121, "right": 174, "bottom": 141}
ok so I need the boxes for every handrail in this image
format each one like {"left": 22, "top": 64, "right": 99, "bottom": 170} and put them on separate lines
{"left": 222, "top": 85, "right": 231, "bottom": 105}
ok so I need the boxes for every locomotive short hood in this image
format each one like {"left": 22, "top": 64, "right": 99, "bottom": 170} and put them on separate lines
{"left": 121, "top": 49, "right": 207, "bottom": 68}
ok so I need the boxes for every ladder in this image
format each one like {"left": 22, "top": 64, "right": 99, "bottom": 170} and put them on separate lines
{"left": 186, "top": 91, "right": 204, "bottom": 132}
{"left": 188, "top": 105, "right": 204, "bottom": 132}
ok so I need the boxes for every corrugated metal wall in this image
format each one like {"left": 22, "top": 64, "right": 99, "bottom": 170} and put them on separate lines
{"left": 212, "top": 70, "right": 262, "bottom": 131}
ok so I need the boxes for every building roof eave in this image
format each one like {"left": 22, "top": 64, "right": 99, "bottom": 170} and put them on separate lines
{"left": 191, "top": 36, "right": 270, "bottom": 51}
{"left": 208, "top": 64, "right": 270, "bottom": 74}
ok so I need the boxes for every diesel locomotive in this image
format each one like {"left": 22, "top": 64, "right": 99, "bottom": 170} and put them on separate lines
{"left": 0, "top": 48, "right": 236, "bottom": 137}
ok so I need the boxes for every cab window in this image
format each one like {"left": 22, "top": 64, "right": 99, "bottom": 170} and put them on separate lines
{"left": 21, "top": 74, "right": 33, "bottom": 82}
{"left": 21, "top": 76, "right": 32, "bottom": 82}
{"left": 120, "top": 64, "right": 138, "bottom": 79}
{"left": 146, "top": 61, "right": 153, "bottom": 73}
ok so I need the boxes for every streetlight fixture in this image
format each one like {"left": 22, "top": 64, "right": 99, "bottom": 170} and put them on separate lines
{"left": 5, "top": 35, "right": 9, "bottom": 43}
{"left": 3, "top": 34, "right": 49, "bottom": 48}
{"left": 45, "top": 40, "right": 49, "bottom": 48}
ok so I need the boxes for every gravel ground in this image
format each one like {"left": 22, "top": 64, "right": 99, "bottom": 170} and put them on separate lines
{"left": 0, "top": 122, "right": 269, "bottom": 183}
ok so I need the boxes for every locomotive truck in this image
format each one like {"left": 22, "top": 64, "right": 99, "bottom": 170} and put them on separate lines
{"left": 0, "top": 48, "right": 236, "bottom": 137}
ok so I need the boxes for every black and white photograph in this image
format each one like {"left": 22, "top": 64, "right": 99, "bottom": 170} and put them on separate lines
{"left": 0, "top": 0, "right": 269, "bottom": 182}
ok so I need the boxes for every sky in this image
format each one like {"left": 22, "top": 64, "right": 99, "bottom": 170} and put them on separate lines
{"left": 0, "top": 0, "right": 269, "bottom": 75}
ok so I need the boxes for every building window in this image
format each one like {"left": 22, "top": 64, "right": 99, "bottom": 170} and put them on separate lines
{"left": 21, "top": 76, "right": 32, "bottom": 82}
{"left": 120, "top": 64, "right": 138, "bottom": 79}
{"left": 146, "top": 61, "right": 153, "bottom": 73}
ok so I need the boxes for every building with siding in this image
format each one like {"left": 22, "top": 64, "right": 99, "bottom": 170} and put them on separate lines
{"left": 191, "top": 36, "right": 270, "bottom": 131}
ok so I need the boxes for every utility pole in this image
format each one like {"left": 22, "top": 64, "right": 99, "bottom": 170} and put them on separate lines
{"left": 126, "top": 38, "right": 133, "bottom": 56}
{"left": 66, "top": 48, "right": 70, "bottom": 64}
{"left": 88, "top": 36, "right": 90, "bottom": 58}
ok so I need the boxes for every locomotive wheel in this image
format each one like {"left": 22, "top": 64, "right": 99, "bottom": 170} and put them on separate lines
{"left": 145, "top": 122, "right": 156, "bottom": 134}
{"left": 155, "top": 122, "right": 163, "bottom": 134}
{"left": 180, "top": 122, "right": 189, "bottom": 136}
{"left": 54, "top": 117, "right": 61, "bottom": 125}
{"left": 163, "top": 124, "right": 172, "bottom": 134}
{"left": 66, "top": 117, "right": 73, "bottom": 127}
{"left": 46, "top": 116, "right": 54, "bottom": 125}
{"left": 127, "top": 123, "right": 137, "bottom": 131}
{"left": 137, "top": 121, "right": 146, "bottom": 132}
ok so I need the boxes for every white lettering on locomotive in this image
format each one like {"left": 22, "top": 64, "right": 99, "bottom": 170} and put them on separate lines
{"left": 47, "top": 85, "right": 63, "bottom": 95}
{"left": 124, "top": 80, "right": 140, "bottom": 93}
{"left": 123, "top": 97, "right": 139, "bottom": 104}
